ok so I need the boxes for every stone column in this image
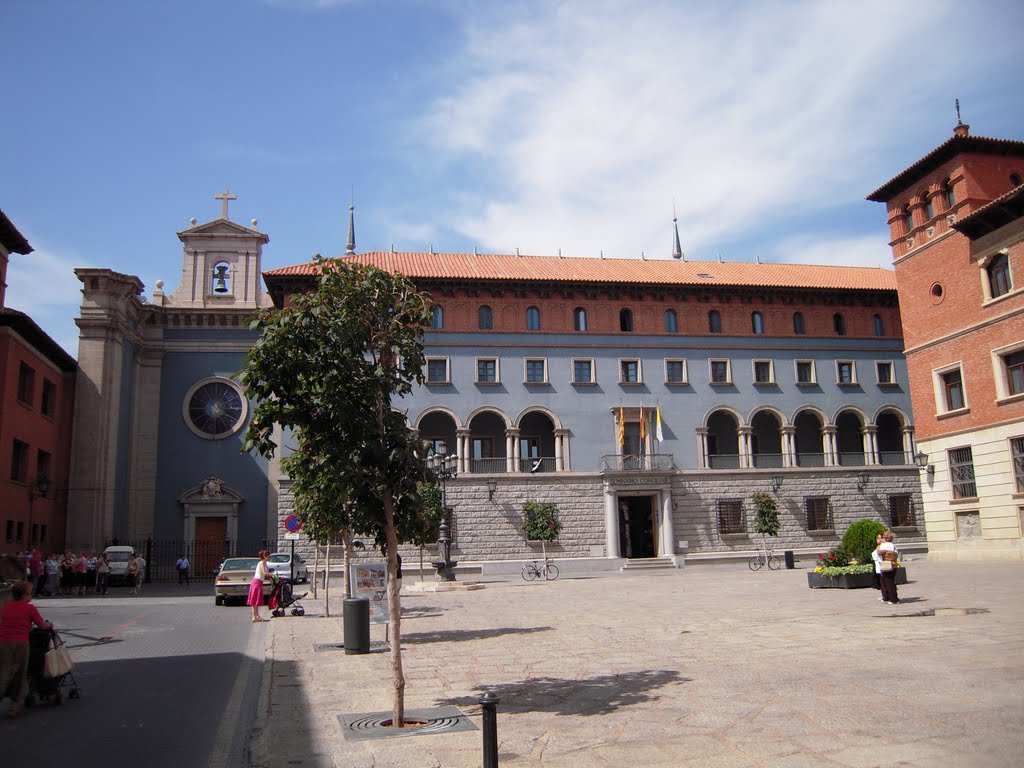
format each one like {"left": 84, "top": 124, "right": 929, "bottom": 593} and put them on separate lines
{"left": 554, "top": 428, "right": 568, "bottom": 472}
{"left": 902, "top": 426, "right": 915, "bottom": 465}
{"left": 823, "top": 426, "right": 838, "bottom": 467}
{"left": 738, "top": 425, "right": 753, "bottom": 469}
{"left": 782, "top": 425, "right": 796, "bottom": 468}
{"left": 456, "top": 429, "right": 471, "bottom": 474}
{"left": 507, "top": 428, "right": 520, "bottom": 473}
{"left": 696, "top": 427, "right": 709, "bottom": 470}
{"left": 862, "top": 425, "right": 878, "bottom": 466}
{"left": 604, "top": 483, "right": 620, "bottom": 559}
{"left": 660, "top": 490, "right": 675, "bottom": 558}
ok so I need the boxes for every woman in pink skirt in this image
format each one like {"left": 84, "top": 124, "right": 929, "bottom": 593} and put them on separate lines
{"left": 248, "top": 550, "right": 271, "bottom": 622}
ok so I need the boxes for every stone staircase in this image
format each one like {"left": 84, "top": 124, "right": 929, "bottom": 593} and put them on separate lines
{"left": 620, "top": 557, "right": 678, "bottom": 571}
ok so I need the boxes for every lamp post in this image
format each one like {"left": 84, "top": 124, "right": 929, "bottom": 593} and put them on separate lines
{"left": 26, "top": 476, "right": 52, "bottom": 549}
{"left": 427, "top": 452, "right": 458, "bottom": 581}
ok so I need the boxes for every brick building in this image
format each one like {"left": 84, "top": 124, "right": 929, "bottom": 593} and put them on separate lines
{"left": 0, "top": 209, "right": 76, "bottom": 554}
{"left": 868, "top": 122, "right": 1024, "bottom": 560}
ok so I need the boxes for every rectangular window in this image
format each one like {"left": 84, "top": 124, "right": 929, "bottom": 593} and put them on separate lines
{"left": 525, "top": 358, "right": 548, "bottom": 384}
{"left": 876, "top": 361, "right": 895, "bottom": 385}
{"left": 805, "top": 496, "right": 832, "bottom": 530}
{"left": 475, "top": 358, "right": 498, "bottom": 384}
{"left": 39, "top": 524, "right": 47, "bottom": 544}
{"left": 1012, "top": 437, "right": 1024, "bottom": 493}
{"left": 717, "top": 499, "right": 744, "bottom": 535}
{"left": 949, "top": 446, "right": 977, "bottom": 499}
{"left": 17, "top": 363, "right": 35, "bottom": 405}
{"left": 426, "top": 357, "right": 450, "bottom": 384}
{"left": 10, "top": 440, "right": 29, "bottom": 483}
{"left": 5, "top": 520, "right": 13, "bottom": 543}
{"left": 1005, "top": 351, "right": 1024, "bottom": 396}
{"left": 888, "top": 494, "right": 914, "bottom": 527}
{"left": 37, "top": 450, "right": 52, "bottom": 484}
{"left": 665, "top": 359, "right": 687, "bottom": 384}
{"left": 41, "top": 378, "right": 57, "bottom": 418}
{"left": 30, "top": 524, "right": 39, "bottom": 545}
{"left": 942, "top": 368, "right": 965, "bottom": 410}
{"left": 619, "top": 359, "right": 641, "bottom": 384}
{"left": 752, "top": 360, "right": 774, "bottom": 385}
{"left": 426, "top": 438, "right": 447, "bottom": 455}
{"left": 16, "top": 522, "right": 23, "bottom": 544}
{"left": 836, "top": 361, "right": 856, "bottom": 385}
{"left": 795, "top": 360, "right": 815, "bottom": 385}
{"left": 709, "top": 359, "right": 731, "bottom": 384}
{"left": 572, "top": 358, "right": 595, "bottom": 384}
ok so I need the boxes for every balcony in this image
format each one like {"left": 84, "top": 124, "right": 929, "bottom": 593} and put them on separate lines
{"left": 601, "top": 454, "right": 676, "bottom": 471}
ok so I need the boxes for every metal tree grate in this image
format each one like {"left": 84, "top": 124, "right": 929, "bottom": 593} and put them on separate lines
{"left": 340, "top": 706, "right": 476, "bottom": 741}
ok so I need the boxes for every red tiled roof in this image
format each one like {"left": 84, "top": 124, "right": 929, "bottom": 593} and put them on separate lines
{"left": 866, "top": 134, "right": 1024, "bottom": 203}
{"left": 264, "top": 252, "right": 897, "bottom": 292}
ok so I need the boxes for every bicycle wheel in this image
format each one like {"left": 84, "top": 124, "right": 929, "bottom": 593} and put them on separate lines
{"left": 767, "top": 556, "right": 782, "bottom": 570}
{"left": 522, "top": 564, "right": 538, "bottom": 581}
{"left": 544, "top": 564, "right": 559, "bottom": 581}
{"left": 748, "top": 555, "right": 763, "bottom": 571}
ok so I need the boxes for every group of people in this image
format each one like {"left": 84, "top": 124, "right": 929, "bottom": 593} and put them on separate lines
{"left": 7, "top": 550, "right": 111, "bottom": 597}
{"left": 872, "top": 530, "right": 902, "bottom": 604}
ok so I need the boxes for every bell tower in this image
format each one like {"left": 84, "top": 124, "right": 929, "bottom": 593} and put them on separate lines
{"left": 160, "top": 189, "right": 270, "bottom": 309}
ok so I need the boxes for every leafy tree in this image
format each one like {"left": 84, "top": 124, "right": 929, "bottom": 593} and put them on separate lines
{"left": 751, "top": 492, "right": 780, "bottom": 564}
{"left": 841, "top": 519, "right": 888, "bottom": 564}
{"left": 522, "top": 501, "right": 561, "bottom": 562}
{"left": 241, "top": 257, "right": 435, "bottom": 726}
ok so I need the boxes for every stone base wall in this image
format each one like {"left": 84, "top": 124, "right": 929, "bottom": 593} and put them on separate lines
{"left": 275, "top": 468, "right": 927, "bottom": 566}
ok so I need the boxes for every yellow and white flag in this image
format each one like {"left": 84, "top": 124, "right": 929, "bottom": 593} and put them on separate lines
{"left": 655, "top": 405, "right": 664, "bottom": 442}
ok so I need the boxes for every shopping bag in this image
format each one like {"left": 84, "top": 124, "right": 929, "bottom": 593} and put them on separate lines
{"left": 44, "top": 642, "right": 73, "bottom": 678}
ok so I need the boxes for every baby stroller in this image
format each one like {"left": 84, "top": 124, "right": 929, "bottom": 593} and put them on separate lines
{"left": 269, "top": 576, "right": 306, "bottom": 617}
{"left": 26, "top": 628, "right": 80, "bottom": 706}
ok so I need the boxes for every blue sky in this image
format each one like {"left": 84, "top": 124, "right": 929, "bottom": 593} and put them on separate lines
{"left": 4, "top": 0, "right": 1023, "bottom": 357}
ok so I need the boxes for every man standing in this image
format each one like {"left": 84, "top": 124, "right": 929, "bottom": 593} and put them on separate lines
{"left": 175, "top": 554, "right": 190, "bottom": 586}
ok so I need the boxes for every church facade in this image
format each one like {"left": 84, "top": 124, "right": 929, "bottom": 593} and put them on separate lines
{"left": 64, "top": 190, "right": 926, "bottom": 573}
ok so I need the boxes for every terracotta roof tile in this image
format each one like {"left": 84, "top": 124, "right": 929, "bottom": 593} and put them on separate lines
{"left": 264, "top": 252, "right": 897, "bottom": 292}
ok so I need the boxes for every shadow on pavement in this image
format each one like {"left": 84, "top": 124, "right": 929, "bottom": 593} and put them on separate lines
{"left": 437, "top": 669, "right": 690, "bottom": 716}
{"left": 402, "top": 626, "right": 553, "bottom": 644}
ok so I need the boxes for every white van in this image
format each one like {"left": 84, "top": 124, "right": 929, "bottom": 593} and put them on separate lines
{"left": 103, "top": 546, "right": 136, "bottom": 585}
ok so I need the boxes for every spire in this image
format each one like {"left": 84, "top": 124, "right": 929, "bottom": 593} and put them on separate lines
{"left": 953, "top": 98, "right": 970, "bottom": 138}
{"left": 345, "top": 203, "right": 356, "bottom": 255}
{"left": 672, "top": 201, "right": 684, "bottom": 260}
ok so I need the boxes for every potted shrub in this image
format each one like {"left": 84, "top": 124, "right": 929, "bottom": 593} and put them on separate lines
{"left": 751, "top": 492, "right": 780, "bottom": 566}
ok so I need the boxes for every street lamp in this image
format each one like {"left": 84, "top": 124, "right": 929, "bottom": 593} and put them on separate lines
{"left": 26, "top": 475, "right": 52, "bottom": 549}
{"left": 426, "top": 452, "right": 458, "bottom": 581}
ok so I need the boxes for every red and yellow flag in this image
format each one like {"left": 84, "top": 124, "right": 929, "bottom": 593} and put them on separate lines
{"left": 639, "top": 403, "right": 647, "bottom": 443}
{"left": 618, "top": 405, "right": 625, "bottom": 447}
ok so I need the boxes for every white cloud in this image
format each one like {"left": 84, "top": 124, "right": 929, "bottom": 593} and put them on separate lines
{"left": 6, "top": 246, "right": 83, "bottom": 358}
{"left": 764, "top": 234, "right": 893, "bottom": 271}
{"left": 418, "top": 1, "right": 1002, "bottom": 262}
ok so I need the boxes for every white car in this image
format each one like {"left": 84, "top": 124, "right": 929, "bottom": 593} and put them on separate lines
{"left": 267, "top": 552, "right": 308, "bottom": 583}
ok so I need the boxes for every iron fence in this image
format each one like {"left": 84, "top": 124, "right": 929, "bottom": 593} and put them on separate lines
{"left": 113, "top": 538, "right": 268, "bottom": 583}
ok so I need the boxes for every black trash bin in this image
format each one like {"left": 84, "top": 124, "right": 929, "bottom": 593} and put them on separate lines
{"left": 784, "top": 550, "right": 795, "bottom": 569}
{"left": 343, "top": 597, "right": 370, "bottom": 655}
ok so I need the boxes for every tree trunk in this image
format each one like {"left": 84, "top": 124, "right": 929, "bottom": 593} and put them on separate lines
{"left": 323, "top": 544, "right": 331, "bottom": 618}
{"left": 342, "top": 529, "right": 353, "bottom": 599}
{"left": 382, "top": 492, "right": 405, "bottom": 727}
{"left": 762, "top": 533, "right": 771, "bottom": 564}
{"left": 311, "top": 543, "right": 321, "bottom": 600}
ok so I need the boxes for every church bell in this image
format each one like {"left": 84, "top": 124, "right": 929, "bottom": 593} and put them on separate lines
{"left": 212, "top": 264, "right": 230, "bottom": 293}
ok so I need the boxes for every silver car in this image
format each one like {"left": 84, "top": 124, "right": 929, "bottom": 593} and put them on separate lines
{"left": 267, "top": 553, "right": 309, "bottom": 583}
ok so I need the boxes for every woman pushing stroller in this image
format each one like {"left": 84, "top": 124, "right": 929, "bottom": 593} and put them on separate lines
{"left": 0, "top": 580, "right": 52, "bottom": 718}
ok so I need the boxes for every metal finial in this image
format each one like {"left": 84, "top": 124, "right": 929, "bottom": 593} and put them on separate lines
{"left": 346, "top": 203, "right": 355, "bottom": 255}
{"left": 672, "top": 207, "right": 684, "bottom": 261}
{"left": 955, "top": 98, "right": 962, "bottom": 125}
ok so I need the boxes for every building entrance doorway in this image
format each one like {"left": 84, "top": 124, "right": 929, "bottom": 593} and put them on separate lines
{"left": 194, "top": 516, "right": 228, "bottom": 579}
{"left": 618, "top": 496, "right": 657, "bottom": 558}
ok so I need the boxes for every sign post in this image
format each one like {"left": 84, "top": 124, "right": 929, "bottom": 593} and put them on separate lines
{"left": 283, "top": 515, "right": 303, "bottom": 582}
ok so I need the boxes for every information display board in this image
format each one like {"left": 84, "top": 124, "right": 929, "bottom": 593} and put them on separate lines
{"left": 349, "top": 562, "right": 389, "bottom": 624}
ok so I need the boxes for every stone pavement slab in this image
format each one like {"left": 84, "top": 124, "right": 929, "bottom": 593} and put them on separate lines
{"left": 248, "top": 561, "right": 1024, "bottom": 768}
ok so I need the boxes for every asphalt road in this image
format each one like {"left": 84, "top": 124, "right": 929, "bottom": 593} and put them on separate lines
{"left": 1, "top": 583, "right": 264, "bottom": 767}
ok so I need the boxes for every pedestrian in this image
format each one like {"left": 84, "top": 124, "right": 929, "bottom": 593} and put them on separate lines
{"left": 60, "top": 552, "right": 74, "bottom": 595}
{"left": 95, "top": 553, "right": 110, "bottom": 595}
{"left": 0, "top": 580, "right": 53, "bottom": 718}
{"left": 126, "top": 553, "right": 141, "bottom": 595}
{"left": 248, "top": 551, "right": 271, "bottom": 622}
{"left": 28, "top": 552, "right": 44, "bottom": 597}
{"left": 86, "top": 551, "right": 97, "bottom": 594}
{"left": 74, "top": 552, "right": 88, "bottom": 596}
{"left": 136, "top": 553, "right": 146, "bottom": 593}
{"left": 175, "top": 554, "right": 190, "bottom": 586}
{"left": 44, "top": 554, "right": 59, "bottom": 596}
{"left": 871, "top": 532, "right": 885, "bottom": 594}
{"left": 877, "top": 530, "right": 901, "bottom": 605}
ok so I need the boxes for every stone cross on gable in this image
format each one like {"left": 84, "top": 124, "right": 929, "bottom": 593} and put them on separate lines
{"left": 214, "top": 189, "right": 237, "bottom": 220}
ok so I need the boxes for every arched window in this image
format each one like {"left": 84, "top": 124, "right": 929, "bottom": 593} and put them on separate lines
{"left": 988, "top": 253, "right": 1012, "bottom": 299}
{"left": 573, "top": 307, "right": 588, "bottom": 331}
{"left": 793, "top": 311, "right": 805, "bottom": 335}
{"left": 619, "top": 308, "right": 634, "bottom": 332}
{"left": 478, "top": 305, "right": 493, "bottom": 330}
{"left": 922, "top": 191, "right": 934, "bottom": 221}
{"left": 708, "top": 310, "right": 722, "bottom": 334}
{"left": 902, "top": 204, "right": 914, "bottom": 235}
{"left": 833, "top": 312, "right": 846, "bottom": 337}
{"left": 430, "top": 306, "right": 445, "bottom": 330}
{"left": 526, "top": 306, "right": 541, "bottom": 331}
{"left": 872, "top": 314, "right": 884, "bottom": 337}
{"left": 1011, "top": 172, "right": 1023, "bottom": 188}
{"left": 751, "top": 311, "right": 764, "bottom": 335}
{"left": 664, "top": 309, "right": 678, "bottom": 333}
{"left": 942, "top": 179, "right": 956, "bottom": 210}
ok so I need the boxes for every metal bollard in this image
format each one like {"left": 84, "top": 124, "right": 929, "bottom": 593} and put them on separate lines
{"left": 480, "top": 691, "right": 500, "bottom": 768}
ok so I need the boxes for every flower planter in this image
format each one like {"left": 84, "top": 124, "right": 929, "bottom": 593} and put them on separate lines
{"left": 807, "top": 568, "right": 907, "bottom": 589}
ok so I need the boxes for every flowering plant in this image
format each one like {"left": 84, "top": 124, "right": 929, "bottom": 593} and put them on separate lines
{"left": 816, "top": 548, "right": 849, "bottom": 569}
{"left": 813, "top": 563, "right": 874, "bottom": 577}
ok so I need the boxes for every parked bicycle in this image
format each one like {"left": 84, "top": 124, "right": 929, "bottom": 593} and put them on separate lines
{"left": 748, "top": 551, "right": 781, "bottom": 571}
{"left": 522, "top": 559, "right": 559, "bottom": 581}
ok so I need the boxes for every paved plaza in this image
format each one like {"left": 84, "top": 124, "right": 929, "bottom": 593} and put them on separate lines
{"left": 249, "top": 560, "right": 1024, "bottom": 767}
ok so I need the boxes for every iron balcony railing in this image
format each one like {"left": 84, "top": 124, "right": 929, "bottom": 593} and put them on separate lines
{"left": 601, "top": 454, "right": 676, "bottom": 471}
